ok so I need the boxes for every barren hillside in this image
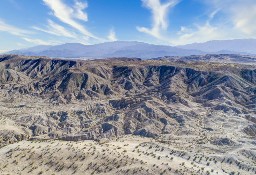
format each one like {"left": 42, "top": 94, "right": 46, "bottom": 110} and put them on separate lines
{"left": 0, "top": 55, "right": 255, "bottom": 175}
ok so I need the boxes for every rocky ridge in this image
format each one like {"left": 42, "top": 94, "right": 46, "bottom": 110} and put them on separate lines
{"left": 0, "top": 55, "right": 255, "bottom": 147}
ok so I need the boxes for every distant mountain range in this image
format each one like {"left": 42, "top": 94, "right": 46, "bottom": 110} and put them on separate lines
{"left": 6, "top": 39, "right": 256, "bottom": 59}
{"left": 7, "top": 41, "right": 204, "bottom": 59}
{"left": 178, "top": 39, "right": 256, "bottom": 55}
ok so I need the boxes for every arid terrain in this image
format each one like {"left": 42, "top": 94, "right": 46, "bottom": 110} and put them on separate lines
{"left": 0, "top": 54, "right": 255, "bottom": 175}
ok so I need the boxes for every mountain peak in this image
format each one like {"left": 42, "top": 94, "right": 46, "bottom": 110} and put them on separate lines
{"left": 6, "top": 39, "right": 256, "bottom": 58}
{"left": 7, "top": 41, "right": 203, "bottom": 58}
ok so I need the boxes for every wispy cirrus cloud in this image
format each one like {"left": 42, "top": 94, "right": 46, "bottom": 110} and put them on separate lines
{"left": 1, "top": 0, "right": 109, "bottom": 49}
{"left": 73, "top": 0, "right": 88, "bottom": 21}
{"left": 0, "top": 19, "right": 30, "bottom": 37}
{"left": 137, "top": 0, "right": 180, "bottom": 39}
{"left": 207, "top": 0, "right": 256, "bottom": 36}
{"left": 33, "top": 20, "right": 77, "bottom": 38}
{"left": 0, "top": 19, "right": 59, "bottom": 46}
{"left": 22, "top": 37, "right": 57, "bottom": 45}
{"left": 174, "top": 23, "right": 225, "bottom": 45}
{"left": 172, "top": 0, "right": 256, "bottom": 45}
{"left": 43, "top": 0, "right": 101, "bottom": 41}
{"left": 172, "top": 8, "right": 225, "bottom": 45}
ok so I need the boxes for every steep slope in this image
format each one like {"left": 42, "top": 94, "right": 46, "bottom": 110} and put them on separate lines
{"left": 0, "top": 55, "right": 255, "bottom": 148}
{"left": 156, "top": 54, "right": 256, "bottom": 64}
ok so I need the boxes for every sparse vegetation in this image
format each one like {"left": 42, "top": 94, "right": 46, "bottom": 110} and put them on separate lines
{"left": 0, "top": 56, "right": 255, "bottom": 174}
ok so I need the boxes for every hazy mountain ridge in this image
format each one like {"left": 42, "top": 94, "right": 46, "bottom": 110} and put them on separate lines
{"left": 9, "top": 41, "right": 204, "bottom": 58}
{"left": 8, "top": 39, "right": 256, "bottom": 59}
{"left": 178, "top": 39, "right": 256, "bottom": 54}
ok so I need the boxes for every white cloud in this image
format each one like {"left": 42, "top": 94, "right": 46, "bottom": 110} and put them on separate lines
{"left": 107, "top": 29, "right": 117, "bottom": 41}
{"left": 43, "top": 0, "right": 101, "bottom": 40}
{"left": 73, "top": 0, "right": 88, "bottom": 21}
{"left": 0, "top": 19, "right": 62, "bottom": 45}
{"left": 0, "top": 19, "right": 60, "bottom": 46}
{"left": 171, "top": 0, "right": 256, "bottom": 45}
{"left": 230, "top": 2, "right": 256, "bottom": 35}
{"left": 173, "top": 23, "right": 225, "bottom": 45}
{"left": 22, "top": 37, "right": 57, "bottom": 45}
{"left": 33, "top": 20, "right": 76, "bottom": 38}
{"left": 0, "top": 19, "right": 30, "bottom": 37}
{"left": 202, "top": 0, "right": 256, "bottom": 37}
{"left": 137, "top": 0, "right": 180, "bottom": 39}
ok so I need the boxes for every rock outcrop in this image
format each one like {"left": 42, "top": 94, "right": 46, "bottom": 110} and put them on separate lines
{"left": 0, "top": 55, "right": 255, "bottom": 144}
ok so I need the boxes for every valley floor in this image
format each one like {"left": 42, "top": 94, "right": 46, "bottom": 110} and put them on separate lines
{"left": 0, "top": 135, "right": 255, "bottom": 175}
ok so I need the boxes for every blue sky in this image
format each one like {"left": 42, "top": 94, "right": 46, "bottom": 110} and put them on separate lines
{"left": 0, "top": 0, "right": 256, "bottom": 52}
